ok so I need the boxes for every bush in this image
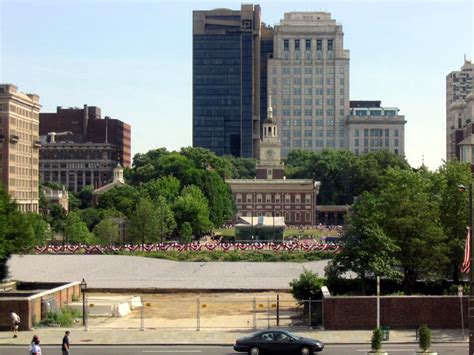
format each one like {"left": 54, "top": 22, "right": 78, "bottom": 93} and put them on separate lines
{"left": 418, "top": 324, "right": 431, "bottom": 352}
{"left": 371, "top": 327, "right": 383, "bottom": 351}
{"left": 39, "top": 307, "right": 81, "bottom": 327}
{"left": 289, "top": 270, "right": 325, "bottom": 301}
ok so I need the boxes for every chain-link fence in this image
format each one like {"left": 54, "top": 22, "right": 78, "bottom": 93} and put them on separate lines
{"left": 82, "top": 294, "right": 323, "bottom": 331}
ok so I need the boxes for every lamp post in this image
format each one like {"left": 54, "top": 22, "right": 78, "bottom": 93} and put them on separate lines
{"left": 80, "top": 278, "right": 87, "bottom": 329}
{"left": 458, "top": 183, "right": 474, "bottom": 352}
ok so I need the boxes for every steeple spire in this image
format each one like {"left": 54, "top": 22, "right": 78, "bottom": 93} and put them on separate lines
{"left": 266, "top": 90, "right": 274, "bottom": 123}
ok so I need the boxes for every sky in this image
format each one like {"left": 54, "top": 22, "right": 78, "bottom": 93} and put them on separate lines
{"left": 0, "top": 0, "right": 473, "bottom": 170}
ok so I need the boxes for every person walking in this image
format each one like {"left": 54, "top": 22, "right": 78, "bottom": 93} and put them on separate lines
{"left": 29, "top": 335, "right": 39, "bottom": 355}
{"left": 62, "top": 330, "right": 70, "bottom": 355}
{"left": 31, "top": 337, "right": 41, "bottom": 355}
{"left": 9, "top": 310, "right": 20, "bottom": 338}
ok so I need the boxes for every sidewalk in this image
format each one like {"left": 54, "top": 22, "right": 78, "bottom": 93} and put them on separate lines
{"left": 0, "top": 328, "right": 467, "bottom": 346}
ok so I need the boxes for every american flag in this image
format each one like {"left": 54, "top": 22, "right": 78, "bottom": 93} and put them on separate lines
{"left": 461, "top": 227, "right": 471, "bottom": 274}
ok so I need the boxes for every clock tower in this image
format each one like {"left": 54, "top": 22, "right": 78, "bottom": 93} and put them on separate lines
{"left": 256, "top": 92, "right": 285, "bottom": 179}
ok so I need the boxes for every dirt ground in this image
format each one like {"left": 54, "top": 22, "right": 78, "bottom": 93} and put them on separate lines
{"left": 86, "top": 292, "right": 305, "bottom": 329}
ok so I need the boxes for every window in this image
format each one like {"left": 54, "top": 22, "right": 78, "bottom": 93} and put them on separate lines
{"left": 293, "top": 78, "right": 301, "bottom": 85}
{"left": 282, "top": 67, "right": 290, "bottom": 75}
{"left": 294, "top": 140, "right": 302, "bottom": 147}
{"left": 316, "top": 40, "right": 322, "bottom": 51}
{"left": 265, "top": 194, "right": 272, "bottom": 203}
{"left": 315, "top": 130, "right": 323, "bottom": 137}
{"left": 293, "top": 130, "right": 302, "bottom": 137}
{"left": 305, "top": 39, "right": 311, "bottom": 50}
{"left": 236, "top": 194, "right": 242, "bottom": 203}
{"left": 272, "top": 67, "right": 277, "bottom": 75}
{"left": 355, "top": 138, "right": 359, "bottom": 147}
{"left": 295, "top": 39, "right": 300, "bottom": 51}
{"left": 295, "top": 212, "right": 301, "bottom": 222}
{"left": 294, "top": 119, "right": 301, "bottom": 126}
{"left": 385, "top": 129, "right": 390, "bottom": 137}
{"left": 294, "top": 97, "right": 301, "bottom": 105}
{"left": 275, "top": 194, "right": 281, "bottom": 203}
{"left": 246, "top": 194, "right": 252, "bottom": 203}
{"left": 283, "top": 98, "right": 291, "bottom": 106}
{"left": 395, "top": 130, "right": 399, "bottom": 137}
{"left": 305, "top": 51, "right": 311, "bottom": 60}
{"left": 304, "top": 88, "right": 312, "bottom": 95}
{"left": 304, "top": 78, "right": 312, "bottom": 85}
{"left": 327, "top": 130, "right": 334, "bottom": 137}
{"left": 327, "top": 39, "right": 333, "bottom": 51}
{"left": 283, "top": 110, "right": 290, "bottom": 117}
{"left": 355, "top": 130, "right": 360, "bottom": 137}
{"left": 295, "top": 194, "right": 301, "bottom": 203}
{"left": 294, "top": 109, "right": 301, "bottom": 117}
{"left": 304, "top": 130, "right": 312, "bottom": 137}
{"left": 284, "top": 39, "right": 289, "bottom": 51}
{"left": 304, "top": 118, "right": 312, "bottom": 127}
{"left": 304, "top": 108, "right": 312, "bottom": 116}
{"left": 294, "top": 88, "right": 301, "bottom": 95}
{"left": 395, "top": 139, "right": 399, "bottom": 147}
{"left": 316, "top": 109, "right": 323, "bottom": 117}
{"left": 327, "top": 109, "right": 334, "bottom": 116}
{"left": 304, "top": 98, "right": 312, "bottom": 106}
{"left": 256, "top": 194, "right": 262, "bottom": 203}
{"left": 304, "top": 67, "right": 312, "bottom": 75}
{"left": 284, "top": 52, "right": 289, "bottom": 60}
{"left": 293, "top": 67, "right": 301, "bottom": 74}
{"left": 285, "top": 194, "right": 291, "bottom": 203}
{"left": 327, "top": 119, "right": 334, "bottom": 126}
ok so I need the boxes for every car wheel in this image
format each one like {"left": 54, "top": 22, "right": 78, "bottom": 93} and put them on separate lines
{"left": 249, "top": 346, "right": 260, "bottom": 355}
{"left": 300, "top": 346, "right": 312, "bottom": 355}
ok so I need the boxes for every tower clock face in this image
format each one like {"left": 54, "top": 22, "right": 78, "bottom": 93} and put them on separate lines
{"left": 266, "top": 149, "right": 275, "bottom": 159}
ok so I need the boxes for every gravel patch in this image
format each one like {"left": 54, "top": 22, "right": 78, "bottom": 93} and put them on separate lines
{"left": 8, "top": 254, "right": 331, "bottom": 290}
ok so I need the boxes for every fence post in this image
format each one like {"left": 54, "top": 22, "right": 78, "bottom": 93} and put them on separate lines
{"left": 322, "top": 299, "right": 325, "bottom": 329}
{"left": 308, "top": 298, "right": 312, "bottom": 329}
{"left": 196, "top": 298, "right": 200, "bottom": 331}
{"left": 276, "top": 294, "right": 280, "bottom": 327}
{"left": 253, "top": 298, "right": 257, "bottom": 329}
{"left": 267, "top": 298, "right": 270, "bottom": 329}
{"left": 140, "top": 305, "right": 145, "bottom": 331}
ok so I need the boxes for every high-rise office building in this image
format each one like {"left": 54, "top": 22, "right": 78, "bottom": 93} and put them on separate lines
{"left": 39, "top": 105, "right": 131, "bottom": 193}
{"left": 193, "top": 4, "right": 263, "bottom": 158}
{"left": 446, "top": 58, "right": 474, "bottom": 161}
{"left": 346, "top": 100, "right": 406, "bottom": 156}
{"left": 268, "top": 12, "right": 350, "bottom": 157}
{"left": 0, "top": 84, "right": 41, "bottom": 212}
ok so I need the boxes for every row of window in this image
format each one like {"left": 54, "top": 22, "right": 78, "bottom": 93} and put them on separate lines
{"left": 277, "top": 66, "right": 345, "bottom": 75}
{"left": 284, "top": 39, "right": 333, "bottom": 52}
{"left": 283, "top": 118, "right": 345, "bottom": 127}
{"left": 236, "top": 193, "right": 313, "bottom": 204}
{"left": 282, "top": 139, "right": 338, "bottom": 148}
{"left": 354, "top": 138, "right": 399, "bottom": 147}
{"left": 282, "top": 129, "right": 345, "bottom": 138}
{"left": 352, "top": 110, "right": 398, "bottom": 117}
{"left": 281, "top": 108, "right": 345, "bottom": 117}
{"left": 276, "top": 77, "right": 344, "bottom": 86}
{"left": 238, "top": 211, "right": 312, "bottom": 222}
{"left": 354, "top": 129, "right": 400, "bottom": 138}
{"left": 273, "top": 88, "right": 345, "bottom": 96}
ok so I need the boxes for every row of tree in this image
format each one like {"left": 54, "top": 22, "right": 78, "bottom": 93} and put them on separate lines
{"left": 327, "top": 161, "right": 471, "bottom": 293}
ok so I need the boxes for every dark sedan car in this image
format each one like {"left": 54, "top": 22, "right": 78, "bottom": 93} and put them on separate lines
{"left": 233, "top": 329, "right": 324, "bottom": 355}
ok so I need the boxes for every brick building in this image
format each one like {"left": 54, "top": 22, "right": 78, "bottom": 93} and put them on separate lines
{"left": 39, "top": 105, "right": 131, "bottom": 193}
{"left": 227, "top": 93, "right": 320, "bottom": 226}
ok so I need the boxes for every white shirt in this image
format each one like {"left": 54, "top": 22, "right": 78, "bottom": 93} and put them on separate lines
{"left": 31, "top": 344, "right": 41, "bottom": 354}
{"left": 10, "top": 312, "right": 20, "bottom": 323}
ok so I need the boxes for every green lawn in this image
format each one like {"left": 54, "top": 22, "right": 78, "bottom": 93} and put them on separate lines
{"left": 214, "top": 227, "right": 341, "bottom": 240}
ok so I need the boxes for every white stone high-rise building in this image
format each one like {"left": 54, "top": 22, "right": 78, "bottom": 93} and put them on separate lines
{"left": 446, "top": 58, "right": 474, "bottom": 161}
{"left": 268, "top": 12, "right": 350, "bottom": 157}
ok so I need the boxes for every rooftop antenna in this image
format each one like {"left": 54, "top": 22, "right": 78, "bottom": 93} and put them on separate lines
{"left": 422, "top": 153, "right": 425, "bottom": 167}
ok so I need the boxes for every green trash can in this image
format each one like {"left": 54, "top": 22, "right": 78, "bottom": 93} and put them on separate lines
{"left": 381, "top": 325, "right": 390, "bottom": 341}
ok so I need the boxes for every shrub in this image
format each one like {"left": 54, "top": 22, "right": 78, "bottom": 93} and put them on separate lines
{"left": 371, "top": 327, "right": 383, "bottom": 352}
{"left": 289, "top": 270, "right": 325, "bottom": 301}
{"left": 39, "top": 307, "right": 81, "bottom": 327}
{"left": 418, "top": 324, "right": 431, "bottom": 352}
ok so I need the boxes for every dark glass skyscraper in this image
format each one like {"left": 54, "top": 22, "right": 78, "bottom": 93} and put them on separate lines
{"left": 193, "top": 5, "right": 262, "bottom": 158}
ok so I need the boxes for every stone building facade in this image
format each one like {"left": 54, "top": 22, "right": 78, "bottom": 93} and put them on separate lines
{"left": 346, "top": 100, "right": 406, "bottom": 156}
{"left": 0, "top": 84, "right": 41, "bottom": 212}
{"left": 39, "top": 105, "right": 131, "bottom": 193}
{"left": 268, "top": 12, "right": 350, "bottom": 157}
{"left": 446, "top": 58, "right": 474, "bottom": 161}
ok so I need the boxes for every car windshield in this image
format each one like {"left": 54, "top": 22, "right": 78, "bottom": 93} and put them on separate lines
{"left": 283, "top": 331, "right": 302, "bottom": 340}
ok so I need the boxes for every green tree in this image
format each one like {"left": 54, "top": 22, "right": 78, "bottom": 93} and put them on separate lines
{"left": 0, "top": 184, "right": 36, "bottom": 280}
{"left": 68, "top": 193, "right": 81, "bottom": 211}
{"left": 223, "top": 156, "right": 256, "bottom": 179}
{"left": 93, "top": 218, "right": 120, "bottom": 245}
{"left": 377, "top": 168, "right": 448, "bottom": 291}
{"left": 180, "top": 222, "right": 193, "bottom": 243}
{"left": 172, "top": 185, "right": 213, "bottom": 236}
{"left": 180, "top": 146, "right": 234, "bottom": 179}
{"left": 436, "top": 161, "right": 471, "bottom": 282}
{"left": 78, "top": 185, "right": 94, "bottom": 209}
{"left": 128, "top": 198, "right": 160, "bottom": 244}
{"left": 289, "top": 270, "right": 325, "bottom": 300}
{"left": 25, "top": 213, "right": 52, "bottom": 246}
{"left": 153, "top": 196, "right": 176, "bottom": 241}
{"left": 64, "top": 212, "right": 95, "bottom": 244}
{"left": 326, "top": 193, "right": 401, "bottom": 294}
{"left": 285, "top": 149, "right": 359, "bottom": 204}
{"left": 98, "top": 186, "right": 141, "bottom": 217}
{"left": 140, "top": 175, "right": 181, "bottom": 204}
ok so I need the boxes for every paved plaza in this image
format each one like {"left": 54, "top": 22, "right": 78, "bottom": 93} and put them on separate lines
{"left": 8, "top": 255, "right": 330, "bottom": 290}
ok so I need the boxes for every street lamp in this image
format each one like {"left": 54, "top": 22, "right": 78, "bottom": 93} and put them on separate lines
{"left": 458, "top": 183, "right": 473, "bottom": 352}
{"left": 80, "top": 278, "right": 87, "bottom": 328}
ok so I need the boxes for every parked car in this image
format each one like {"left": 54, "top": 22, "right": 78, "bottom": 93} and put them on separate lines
{"left": 233, "top": 329, "right": 324, "bottom": 354}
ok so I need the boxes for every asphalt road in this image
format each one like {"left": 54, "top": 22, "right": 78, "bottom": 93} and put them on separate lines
{"left": 0, "top": 343, "right": 467, "bottom": 354}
